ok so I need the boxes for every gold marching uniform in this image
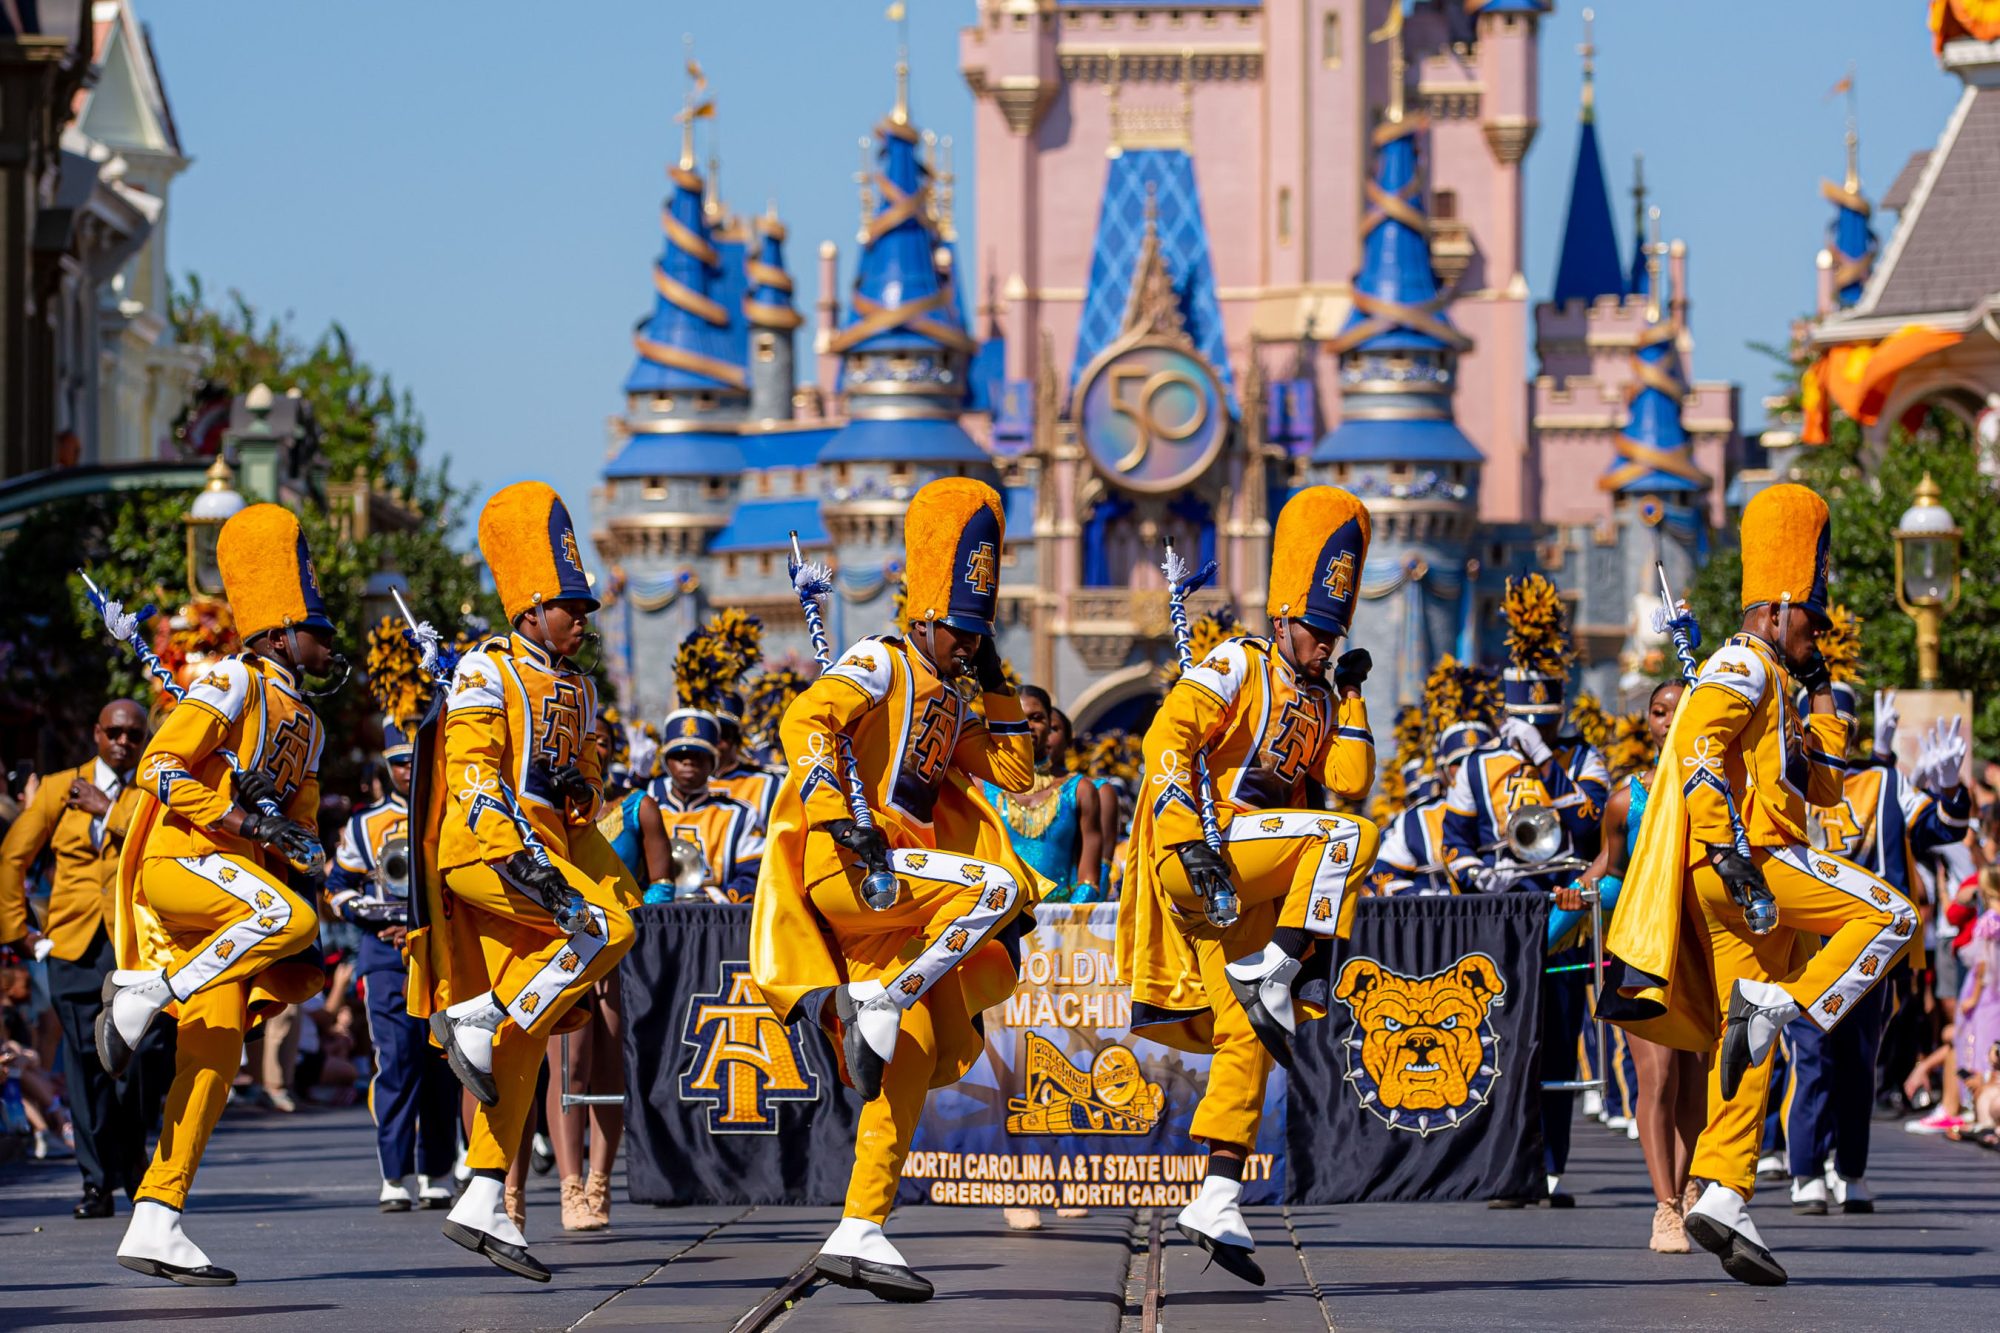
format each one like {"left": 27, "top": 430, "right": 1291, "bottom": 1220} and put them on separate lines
{"left": 750, "top": 479, "right": 1036, "bottom": 1298}
{"left": 1608, "top": 484, "right": 1910, "bottom": 1286}
{"left": 1121, "top": 486, "right": 1380, "bottom": 1152}
{"left": 409, "top": 483, "right": 639, "bottom": 1196}
{"left": 106, "top": 506, "right": 332, "bottom": 1280}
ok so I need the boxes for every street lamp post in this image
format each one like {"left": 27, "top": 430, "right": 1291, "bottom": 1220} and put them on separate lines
{"left": 184, "top": 455, "right": 246, "bottom": 597}
{"left": 1892, "top": 473, "right": 1962, "bottom": 690}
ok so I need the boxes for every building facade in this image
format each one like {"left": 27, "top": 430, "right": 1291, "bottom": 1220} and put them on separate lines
{"left": 593, "top": 1, "right": 1743, "bottom": 732}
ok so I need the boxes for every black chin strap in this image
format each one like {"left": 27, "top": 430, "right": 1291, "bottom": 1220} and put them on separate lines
{"left": 282, "top": 625, "right": 351, "bottom": 698}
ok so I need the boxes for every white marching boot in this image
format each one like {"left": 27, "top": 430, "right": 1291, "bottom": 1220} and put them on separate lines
{"left": 1223, "top": 943, "right": 1303, "bottom": 1070}
{"left": 1176, "top": 1174, "right": 1264, "bottom": 1287}
{"left": 117, "top": 1199, "right": 235, "bottom": 1286}
{"left": 1835, "top": 1174, "right": 1875, "bottom": 1214}
{"left": 832, "top": 980, "right": 902, "bottom": 1102}
{"left": 95, "top": 970, "right": 171, "bottom": 1078}
{"left": 814, "top": 1216, "right": 934, "bottom": 1303}
{"left": 1790, "top": 1174, "right": 1828, "bottom": 1216}
{"left": 1719, "top": 979, "right": 1800, "bottom": 1101}
{"left": 417, "top": 1174, "right": 455, "bottom": 1210}
{"left": 442, "top": 1174, "right": 549, "bottom": 1282}
{"left": 430, "top": 993, "right": 505, "bottom": 1107}
{"left": 380, "top": 1176, "right": 417, "bottom": 1213}
{"left": 1684, "top": 1182, "right": 1788, "bottom": 1286}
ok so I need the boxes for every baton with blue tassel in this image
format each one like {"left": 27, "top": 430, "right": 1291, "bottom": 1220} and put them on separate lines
{"left": 1654, "top": 561, "right": 1775, "bottom": 935}
{"left": 788, "top": 532, "right": 900, "bottom": 911}
{"left": 79, "top": 571, "right": 324, "bottom": 872}
{"left": 1162, "top": 539, "right": 1238, "bottom": 928}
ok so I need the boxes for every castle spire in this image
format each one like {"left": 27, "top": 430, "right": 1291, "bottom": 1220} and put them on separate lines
{"left": 1550, "top": 8, "right": 1623, "bottom": 306}
{"left": 1601, "top": 208, "right": 1707, "bottom": 498}
{"left": 624, "top": 55, "right": 744, "bottom": 396}
{"left": 1821, "top": 68, "right": 1876, "bottom": 310}
{"left": 1627, "top": 152, "right": 1650, "bottom": 300}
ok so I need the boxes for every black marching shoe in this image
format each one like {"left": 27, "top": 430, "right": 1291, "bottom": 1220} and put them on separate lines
{"left": 1718, "top": 979, "right": 1799, "bottom": 1102}
{"left": 443, "top": 1220, "right": 551, "bottom": 1283}
{"left": 813, "top": 1252, "right": 935, "bottom": 1303}
{"left": 1684, "top": 1182, "right": 1788, "bottom": 1287}
{"left": 429, "top": 1011, "right": 499, "bottom": 1107}
{"left": 74, "top": 1185, "right": 115, "bottom": 1220}
{"left": 118, "top": 1255, "right": 237, "bottom": 1287}
{"left": 1177, "top": 1222, "right": 1267, "bottom": 1287}
{"left": 1222, "top": 951, "right": 1301, "bottom": 1071}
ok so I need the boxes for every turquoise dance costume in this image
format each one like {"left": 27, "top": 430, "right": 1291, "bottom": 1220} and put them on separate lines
{"left": 1547, "top": 773, "right": 1643, "bottom": 949}
{"left": 984, "top": 772, "right": 1097, "bottom": 903}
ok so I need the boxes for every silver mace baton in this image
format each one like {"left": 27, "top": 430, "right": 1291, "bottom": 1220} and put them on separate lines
{"left": 1655, "top": 561, "right": 1775, "bottom": 935}
{"left": 388, "top": 586, "right": 560, "bottom": 877}
{"left": 78, "top": 570, "right": 322, "bottom": 872}
{"left": 1161, "top": 539, "right": 1238, "bottom": 928}
{"left": 788, "top": 532, "right": 899, "bottom": 911}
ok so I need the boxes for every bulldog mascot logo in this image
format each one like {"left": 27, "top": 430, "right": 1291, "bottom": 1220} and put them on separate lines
{"left": 1332, "top": 953, "right": 1506, "bottom": 1137}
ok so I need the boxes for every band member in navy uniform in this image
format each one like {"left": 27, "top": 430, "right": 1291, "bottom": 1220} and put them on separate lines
{"left": 327, "top": 721, "right": 456, "bottom": 1213}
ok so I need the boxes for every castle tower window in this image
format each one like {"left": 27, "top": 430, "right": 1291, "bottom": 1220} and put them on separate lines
{"left": 1434, "top": 190, "right": 1459, "bottom": 222}
{"left": 1278, "top": 187, "right": 1293, "bottom": 247}
{"left": 754, "top": 331, "right": 776, "bottom": 364}
{"left": 643, "top": 477, "right": 666, "bottom": 501}
{"left": 650, "top": 393, "right": 674, "bottom": 412}
{"left": 756, "top": 470, "right": 773, "bottom": 497}
{"left": 724, "top": 554, "right": 740, "bottom": 580}
{"left": 704, "top": 477, "right": 730, "bottom": 500}
{"left": 1322, "top": 13, "right": 1341, "bottom": 68}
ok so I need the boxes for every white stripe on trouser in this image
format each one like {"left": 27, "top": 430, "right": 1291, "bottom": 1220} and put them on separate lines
{"left": 1225, "top": 811, "right": 1365, "bottom": 936}
{"left": 880, "top": 849, "right": 1020, "bottom": 1010}
{"left": 163, "top": 853, "right": 295, "bottom": 1001}
{"left": 1766, "top": 844, "right": 1914, "bottom": 1031}
{"left": 502, "top": 904, "right": 610, "bottom": 1030}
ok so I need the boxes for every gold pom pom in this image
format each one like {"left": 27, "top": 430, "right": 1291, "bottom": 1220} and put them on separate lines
{"left": 1502, "top": 574, "right": 1574, "bottom": 679}
{"left": 1603, "top": 711, "right": 1658, "bottom": 781}
{"left": 1156, "top": 611, "right": 1246, "bottom": 687}
{"left": 744, "top": 664, "right": 808, "bottom": 756}
{"left": 1568, "top": 692, "right": 1613, "bottom": 750}
{"left": 364, "top": 616, "right": 435, "bottom": 732}
{"left": 1818, "top": 604, "right": 1864, "bottom": 685}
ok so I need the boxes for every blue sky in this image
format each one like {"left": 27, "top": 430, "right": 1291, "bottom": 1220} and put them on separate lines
{"left": 144, "top": 1, "right": 1956, "bottom": 525}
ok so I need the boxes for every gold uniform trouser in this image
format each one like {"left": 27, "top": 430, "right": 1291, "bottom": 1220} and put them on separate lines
{"left": 445, "top": 833, "right": 637, "bottom": 1174}
{"left": 1688, "top": 844, "right": 1910, "bottom": 1197}
{"left": 135, "top": 853, "right": 320, "bottom": 1210}
{"left": 1159, "top": 809, "right": 1381, "bottom": 1149}
{"left": 807, "top": 840, "right": 1024, "bottom": 1224}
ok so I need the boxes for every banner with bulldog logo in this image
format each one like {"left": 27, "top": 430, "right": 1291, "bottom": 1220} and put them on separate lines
{"left": 1285, "top": 894, "right": 1549, "bottom": 1204}
{"left": 620, "top": 903, "right": 864, "bottom": 1206}
{"left": 897, "top": 902, "right": 1288, "bottom": 1208}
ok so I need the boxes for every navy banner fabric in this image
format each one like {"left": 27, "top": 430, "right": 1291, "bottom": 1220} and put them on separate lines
{"left": 620, "top": 903, "right": 863, "bottom": 1206}
{"left": 622, "top": 896, "right": 1549, "bottom": 1207}
{"left": 1286, "top": 893, "right": 1550, "bottom": 1204}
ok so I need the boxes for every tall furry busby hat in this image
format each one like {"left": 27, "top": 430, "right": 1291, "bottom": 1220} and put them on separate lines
{"left": 478, "top": 481, "right": 597, "bottom": 623}
{"left": 1424, "top": 655, "right": 1498, "bottom": 767}
{"left": 1502, "top": 573, "right": 1573, "bottom": 719}
{"left": 1740, "top": 483, "right": 1831, "bottom": 627}
{"left": 1267, "top": 486, "right": 1371, "bottom": 636}
{"left": 904, "top": 478, "right": 1006, "bottom": 637}
{"left": 216, "top": 504, "right": 334, "bottom": 640}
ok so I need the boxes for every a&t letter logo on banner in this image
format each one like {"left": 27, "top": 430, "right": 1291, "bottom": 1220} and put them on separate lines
{"left": 678, "top": 962, "right": 821, "bottom": 1134}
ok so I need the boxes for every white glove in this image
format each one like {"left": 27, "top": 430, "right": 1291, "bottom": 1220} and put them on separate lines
{"left": 1500, "top": 716, "right": 1553, "bottom": 766}
{"left": 1873, "top": 689, "right": 1899, "bottom": 759}
{"left": 1920, "top": 717, "right": 1967, "bottom": 792}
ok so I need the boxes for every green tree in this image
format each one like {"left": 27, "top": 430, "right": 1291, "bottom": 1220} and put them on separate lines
{"left": 0, "top": 279, "right": 497, "bottom": 793}
{"left": 1682, "top": 406, "right": 2000, "bottom": 750}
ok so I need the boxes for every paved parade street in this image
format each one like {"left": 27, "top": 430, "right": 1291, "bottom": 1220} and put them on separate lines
{"left": 2, "top": 1103, "right": 1992, "bottom": 1332}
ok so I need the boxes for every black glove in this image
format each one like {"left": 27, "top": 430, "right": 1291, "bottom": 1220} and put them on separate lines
{"left": 1707, "top": 844, "right": 1779, "bottom": 931}
{"left": 240, "top": 811, "right": 323, "bottom": 872}
{"left": 824, "top": 818, "right": 894, "bottom": 876}
{"left": 232, "top": 765, "right": 281, "bottom": 813}
{"left": 542, "top": 762, "right": 596, "bottom": 809}
{"left": 1333, "top": 648, "right": 1373, "bottom": 691}
{"left": 504, "top": 850, "right": 594, "bottom": 935}
{"left": 1174, "top": 840, "right": 1234, "bottom": 905}
{"left": 1792, "top": 648, "right": 1832, "bottom": 696}
{"left": 972, "top": 637, "right": 1010, "bottom": 692}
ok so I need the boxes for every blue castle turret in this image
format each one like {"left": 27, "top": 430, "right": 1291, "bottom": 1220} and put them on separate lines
{"left": 1604, "top": 218, "right": 1709, "bottom": 612}
{"left": 819, "top": 59, "right": 995, "bottom": 639}
{"left": 1551, "top": 18, "right": 1624, "bottom": 308}
{"left": 1310, "top": 76, "right": 1481, "bottom": 708}
{"left": 746, "top": 206, "right": 804, "bottom": 422}
{"left": 1822, "top": 124, "right": 1876, "bottom": 310}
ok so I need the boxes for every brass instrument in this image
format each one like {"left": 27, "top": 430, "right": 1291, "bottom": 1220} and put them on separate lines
{"left": 669, "top": 836, "right": 709, "bottom": 901}
{"left": 378, "top": 835, "right": 412, "bottom": 894}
